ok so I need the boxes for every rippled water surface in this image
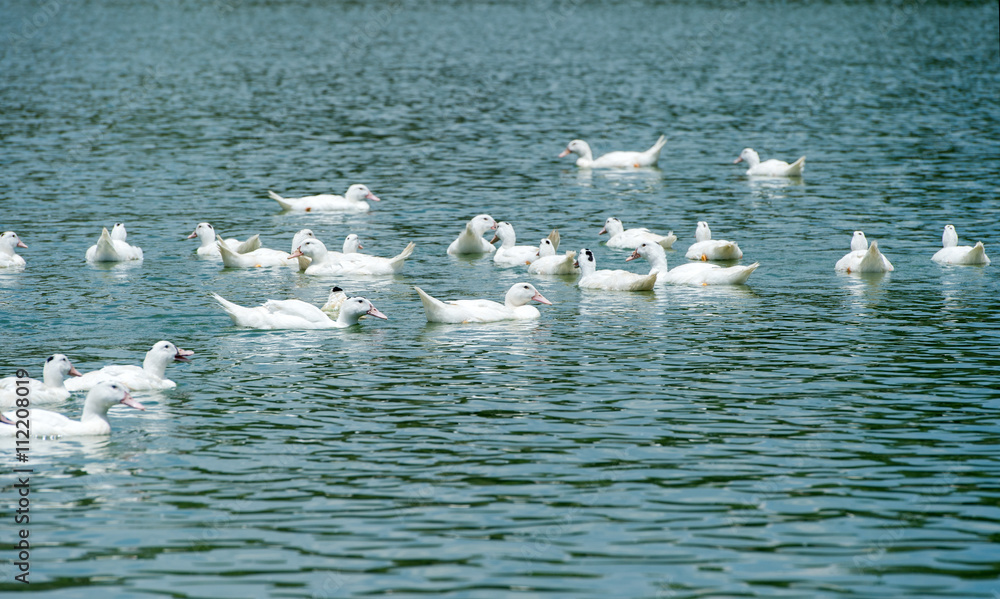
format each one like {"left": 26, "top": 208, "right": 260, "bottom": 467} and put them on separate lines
{"left": 1, "top": 1, "right": 999, "bottom": 597}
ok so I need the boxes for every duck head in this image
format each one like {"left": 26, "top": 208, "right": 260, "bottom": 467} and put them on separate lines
{"left": 599, "top": 217, "right": 623, "bottom": 236}
{"left": 942, "top": 224, "right": 958, "bottom": 248}
{"left": 733, "top": 148, "right": 760, "bottom": 167}
{"left": 342, "top": 234, "right": 363, "bottom": 253}
{"left": 338, "top": 297, "right": 388, "bottom": 326}
{"left": 0, "top": 231, "right": 27, "bottom": 253}
{"left": 43, "top": 354, "right": 82, "bottom": 386}
{"left": 558, "top": 139, "right": 592, "bottom": 161}
{"left": 345, "top": 184, "right": 380, "bottom": 203}
{"left": 851, "top": 231, "right": 869, "bottom": 251}
{"left": 467, "top": 214, "right": 498, "bottom": 236}
{"left": 289, "top": 238, "right": 328, "bottom": 261}
{"left": 504, "top": 283, "right": 552, "bottom": 308}
{"left": 111, "top": 223, "right": 128, "bottom": 241}
{"left": 489, "top": 221, "right": 516, "bottom": 246}
{"left": 695, "top": 221, "right": 712, "bottom": 242}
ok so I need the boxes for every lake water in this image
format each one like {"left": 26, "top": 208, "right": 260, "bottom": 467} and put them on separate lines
{"left": 1, "top": 0, "right": 999, "bottom": 597}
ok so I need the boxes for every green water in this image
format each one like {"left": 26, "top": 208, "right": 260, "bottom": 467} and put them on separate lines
{"left": 1, "top": 1, "right": 998, "bottom": 597}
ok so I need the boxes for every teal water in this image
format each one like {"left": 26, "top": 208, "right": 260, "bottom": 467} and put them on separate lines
{"left": 1, "top": 1, "right": 999, "bottom": 597}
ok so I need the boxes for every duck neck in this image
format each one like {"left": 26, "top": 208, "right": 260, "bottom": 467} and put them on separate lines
{"left": 943, "top": 228, "right": 958, "bottom": 248}
{"left": 579, "top": 258, "right": 597, "bottom": 276}
{"left": 42, "top": 363, "right": 64, "bottom": 388}
{"left": 142, "top": 353, "right": 168, "bottom": 380}
{"left": 199, "top": 231, "right": 216, "bottom": 249}
{"left": 80, "top": 400, "right": 113, "bottom": 424}
{"left": 504, "top": 290, "right": 527, "bottom": 308}
{"left": 336, "top": 309, "right": 363, "bottom": 326}
{"left": 309, "top": 246, "right": 332, "bottom": 265}
{"left": 645, "top": 250, "right": 669, "bottom": 276}
{"left": 695, "top": 226, "right": 711, "bottom": 242}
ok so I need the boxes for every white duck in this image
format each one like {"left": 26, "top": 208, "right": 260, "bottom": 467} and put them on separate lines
{"left": 415, "top": 283, "right": 552, "bottom": 323}
{"left": 627, "top": 241, "right": 759, "bottom": 286}
{"left": 291, "top": 238, "right": 415, "bottom": 276}
{"left": 0, "top": 354, "right": 82, "bottom": 408}
{"left": 685, "top": 222, "right": 744, "bottom": 261}
{"left": 218, "top": 238, "right": 293, "bottom": 268}
{"left": 490, "top": 223, "right": 557, "bottom": 267}
{"left": 932, "top": 225, "right": 990, "bottom": 265}
{"left": 0, "top": 231, "right": 28, "bottom": 268}
{"left": 291, "top": 229, "right": 317, "bottom": 270}
{"left": 528, "top": 238, "right": 578, "bottom": 275}
{"left": 558, "top": 135, "right": 667, "bottom": 168}
{"left": 187, "top": 223, "right": 260, "bottom": 258}
{"left": 85, "top": 223, "right": 143, "bottom": 262}
{"left": 66, "top": 341, "right": 193, "bottom": 391}
{"left": 0, "top": 380, "right": 144, "bottom": 437}
{"left": 447, "top": 214, "right": 498, "bottom": 255}
{"left": 269, "top": 184, "right": 380, "bottom": 212}
{"left": 213, "top": 292, "right": 386, "bottom": 329}
{"left": 600, "top": 217, "right": 676, "bottom": 250}
{"left": 835, "top": 231, "right": 894, "bottom": 273}
{"left": 575, "top": 248, "right": 657, "bottom": 291}
{"left": 733, "top": 148, "right": 805, "bottom": 177}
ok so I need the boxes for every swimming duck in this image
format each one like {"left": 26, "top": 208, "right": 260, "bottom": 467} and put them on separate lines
{"left": 835, "top": 231, "right": 894, "bottom": 273}
{"left": 528, "top": 238, "right": 578, "bottom": 275}
{"left": 415, "top": 283, "right": 552, "bottom": 323}
{"left": 490, "top": 223, "right": 558, "bottom": 266}
{"left": 66, "top": 341, "right": 193, "bottom": 391}
{"left": 0, "top": 354, "right": 82, "bottom": 408}
{"left": 0, "top": 231, "right": 27, "bottom": 268}
{"left": 85, "top": 223, "right": 144, "bottom": 262}
{"left": 212, "top": 292, "right": 386, "bottom": 329}
{"left": 290, "top": 238, "right": 415, "bottom": 276}
{"left": 269, "top": 184, "right": 380, "bottom": 212}
{"left": 685, "top": 222, "right": 743, "bottom": 261}
{"left": 447, "top": 214, "right": 498, "bottom": 255}
{"left": 733, "top": 148, "right": 805, "bottom": 177}
{"left": 627, "top": 241, "right": 759, "bottom": 286}
{"left": 576, "top": 248, "right": 657, "bottom": 291}
{"left": 558, "top": 135, "right": 667, "bottom": 168}
{"left": 0, "top": 380, "right": 144, "bottom": 437}
{"left": 187, "top": 223, "right": 260, "bottom": 258}
{"left": 600, "top": 217, "right": 676, "bottom": 250}
{"left": 218, "top": 239, "right": 293, "bottom": 268}
{"left": 932, "top": 225, "right": 990, "bottom": 265}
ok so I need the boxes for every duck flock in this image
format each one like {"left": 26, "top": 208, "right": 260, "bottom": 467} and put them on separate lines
{"left": 0, "top": 136, "right": 992, "bottom": 438}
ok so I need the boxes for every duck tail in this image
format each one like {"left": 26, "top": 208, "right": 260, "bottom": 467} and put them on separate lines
{"left": 235, "top": 234, "right": 261, "bottom": 254}
{"left": 547, "top": 229, "right": 560, "bottom": 251}
{"left": 268, "top": 190, "right": 294, "bottom": 211}
{"left": 387, "top": 242, "right": 416, "bottom": 272}
{"left": 217, "top": 240, "right": 242, "bottom": 267}
{"left": 648, "top": 134, "right": 668, "bottom": 157}
{"left": 859, "top": 241, "right": 892, "bottom": 272}
{"left": 210, "top": 293, "right": 244, "bottom": 324}
{"left": 631, "top": 272, "right": 658, "bottom": 291}
{"left": 88, "top": 227, "right": 119, "bottom": 262}
{"left": 786, "top": 156, "right": 806, "bottom": 176}
{"left": 658, "top": 231, "right": 677, "bottom": 250}
{"left": 968, "top": 241, "right": 990, "bottom": 265}
{"left": 734, "top": 262, "right": 760, "bottom": 284}
{"left": 414, "top": 286, "right": 447, "bottom": 321}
